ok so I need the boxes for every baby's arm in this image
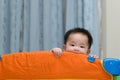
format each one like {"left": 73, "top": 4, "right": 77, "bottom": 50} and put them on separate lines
{"left": 50, "top": 47, "right": 62, "bottom": 57}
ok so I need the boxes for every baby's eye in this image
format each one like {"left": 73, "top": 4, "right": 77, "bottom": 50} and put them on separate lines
{"left": 80, "top": 46, "right": 85, "bottom": 48}
{"left": 70, "top": 44, "right": 75, "bottom": 46}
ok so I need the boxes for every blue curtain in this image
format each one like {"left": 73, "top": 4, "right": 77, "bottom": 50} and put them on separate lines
{"left": 0, "top": 0, "right": 99, "bottom": 55}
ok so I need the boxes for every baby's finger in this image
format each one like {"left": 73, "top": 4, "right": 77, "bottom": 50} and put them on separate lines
{"left": 55, "top": 52, "right": 61, "bottom": 57}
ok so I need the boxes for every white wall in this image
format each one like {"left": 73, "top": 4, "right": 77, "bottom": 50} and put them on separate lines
{"left": 101, "top": 0, "right": 120, "bottom": 58}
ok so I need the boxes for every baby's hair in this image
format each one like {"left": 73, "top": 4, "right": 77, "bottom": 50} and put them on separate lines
{"left": 64, "top": 27, "right": 93, "bottom": 49}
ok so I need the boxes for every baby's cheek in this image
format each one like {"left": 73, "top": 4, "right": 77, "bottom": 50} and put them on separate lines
{"left": 66, "top": 47, "right": 72, "bottom": 51}
{"left": 80, "top": 50, "right": 88, "bottom": 54}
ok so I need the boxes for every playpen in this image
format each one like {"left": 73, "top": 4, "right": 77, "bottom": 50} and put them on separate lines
{"left": 0, "top": 51, "right": 119, "bottom": 80}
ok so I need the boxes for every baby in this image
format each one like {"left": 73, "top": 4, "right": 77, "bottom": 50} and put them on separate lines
{"left": 51, "top": 27, "right": 95, "bottom": 57}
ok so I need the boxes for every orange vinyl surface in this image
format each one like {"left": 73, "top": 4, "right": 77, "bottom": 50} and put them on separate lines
{"left": 0, "top": 51, "right": 112, "bottom": 80}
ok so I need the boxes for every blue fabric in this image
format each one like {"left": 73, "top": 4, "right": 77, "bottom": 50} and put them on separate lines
{"left": 0, "top": 0, "right": 99, "bottom": 55}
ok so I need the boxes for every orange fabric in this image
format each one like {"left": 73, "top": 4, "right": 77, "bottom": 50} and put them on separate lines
{"left": 5, "top": 79, "right": 98, "bottom": 80}
{"left": 0, "top": 51, "right": 112, "bottom": 80}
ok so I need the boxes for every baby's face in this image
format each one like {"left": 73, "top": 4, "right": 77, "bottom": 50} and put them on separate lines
{"left": 63, "top": 33, "right": 90, "bottom": 55}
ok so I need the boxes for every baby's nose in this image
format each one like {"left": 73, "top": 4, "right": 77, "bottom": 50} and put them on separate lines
{"left": 74, "top": 47, "right": 79, "bottom": 51}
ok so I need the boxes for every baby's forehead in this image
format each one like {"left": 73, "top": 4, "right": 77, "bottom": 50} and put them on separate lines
{"left": 69, "top": 32, "right": 88, "bottom": 37}
{"left": 68, "top": 40, "right": 89, "bottom": 45}
{"left": 68, "top": 33, "right": 88, "bottom": 40}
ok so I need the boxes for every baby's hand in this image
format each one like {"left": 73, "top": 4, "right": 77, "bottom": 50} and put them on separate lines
{"left": 50, "top": 48, "right": 62, "bottom": 57}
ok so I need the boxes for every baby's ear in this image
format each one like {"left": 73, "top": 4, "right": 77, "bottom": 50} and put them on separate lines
{"left": 87, "top": 49, "right": 90, "bottom": 55}
{"left": 62, "top": 44, "right": 66, "bottom": 51}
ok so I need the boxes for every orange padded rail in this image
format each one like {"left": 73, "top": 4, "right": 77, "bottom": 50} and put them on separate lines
{"left": 0, "top": 51, "right": 112, "bottom": 80}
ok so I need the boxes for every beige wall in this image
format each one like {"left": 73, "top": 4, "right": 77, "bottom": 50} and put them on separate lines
{"left": 101, "top": 0, "right": 120, "bottom": 58}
